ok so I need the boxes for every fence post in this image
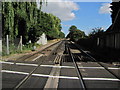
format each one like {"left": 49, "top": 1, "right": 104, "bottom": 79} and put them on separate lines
{"left": 97, "top": 37, "right": 100, "bottom": 46}
{"left": 6, "top": 35, "right": 9, "bottom": 55}
{"left": 20, "top": 36, "right": 22, "bottom": 51}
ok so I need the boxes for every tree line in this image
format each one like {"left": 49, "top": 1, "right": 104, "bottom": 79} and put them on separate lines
{"left": 2, "top": 2, "right": 65, "bottom": 44}
{"left": 66, "top": 25, "right": 86, "bottom": 41}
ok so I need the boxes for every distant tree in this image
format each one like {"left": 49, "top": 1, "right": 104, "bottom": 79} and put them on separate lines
{"left": 89, "top": 27, "right": 104, "bottom": 37}
{"left": 59, "top": 32, "right": 65, "bottom": 38}
{"left": 70, "top": 29, "right": 85, "bottom": 41}
{"left": 67, "top": 25, "right": 86, "bottom": 41}
{"left": 69, "top": 25, "right": 77, "bottom": 32}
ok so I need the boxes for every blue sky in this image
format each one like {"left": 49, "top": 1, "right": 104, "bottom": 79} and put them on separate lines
{"left": 62, "top": 2, "right": 112, "bottom": 35}
{"left": 41, "top": 1, "right": 112, "bottom": 36}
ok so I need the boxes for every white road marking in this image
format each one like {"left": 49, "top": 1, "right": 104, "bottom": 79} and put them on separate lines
{"left": 40, "top": 65, "right": 74, "bottom": 68}
{"left": 1, "top": 70, "right": 29, "bottom": 75}
{"left": 40, "top": 65, "right": 105, "bottom": 69}
{"left": 80, "top": 67, "right": 104, "bottom": 69}
{"left": 2, "top": 70, "right": 120, "bottom": 81}
{"left": 16, "top": 63, "right": 38, "bottom": 67}
{"left": 32, "top": 73, "right": 79, "bottom": 80}
{"left": 0, "top": 61, "right": 38, "bottom": 67}
{"left": 83, "top": 78, "right": 120, "bottom": 81}
{"left": 1, "top": 61, "right": 120, "bottom": 70}
{"left": 32, "top": 54, "right": 43, "bottom": 61}
{"left": 108, "top": 67, "right": 120, "bottom": 70}
{"left": 0, "top": 61, "right": 14, "bottom": 64}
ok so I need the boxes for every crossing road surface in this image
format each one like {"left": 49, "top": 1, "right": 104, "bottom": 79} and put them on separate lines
{"left": 1, "top": 40, "right": 120, "bottom": 89}
{"left": 1, "top": 61, "right": 120, "bottom": 89}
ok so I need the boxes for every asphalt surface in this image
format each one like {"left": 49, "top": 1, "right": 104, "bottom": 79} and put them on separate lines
{"left": 1, "top": 40, "right": 120, "bottom": 89}
{"left": 58, "top": 62, "right": 82, "bottom": 88}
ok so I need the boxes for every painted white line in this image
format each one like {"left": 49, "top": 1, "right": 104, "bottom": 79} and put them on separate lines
{"left": 32, "top": 54, "right": 43, "bottom": 61}
{"left": 32, "top": 74, "right": 79, "bottom": 80}
{"left": 16, "top": 63, "right": 38, "bottom": 67}
{"left": 1, "top": 70, "right": 120, "bottom": 81}
{"left": 40, "top": 65, "right": 104, "bottom": 69}
{"left": 1, "top": 61, "right": 119, "bottom": 70}
{"left": 0, "top": 61, "right": 14, "bottom": 65}
{"left": 40, "top": 65, "right": 74, "bottom": 68}
{"left": 80, "top": 67, "right": 104, "bottom": 69}
{"left": 1, "top": 70, "right": 29, "bottom": 75}
{"left": 41, "top": 65, "right": 120, "bottom": 70}
{"left": 0, "top": 61, "right": 38, "bottom": 67}
{"left": 108, "top": 67, "right": 120, "bottom": 70}
{"left": 33, "top": 74, "right": 120, "bottom": 81}
{"left": 83, "top": 78, "right": 120, "bottom": 81}
{"left": 32, "top": 73, "right": 50, "bottom": 78}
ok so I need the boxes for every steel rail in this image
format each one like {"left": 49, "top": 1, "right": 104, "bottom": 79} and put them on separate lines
{"left": 71, "top": 41, "right": 120, "bottom": 80}
{"left": 17, "top": 40, "right": 62, "bottom": 61}
{"left": 14, "top": 40, "right": 64, "bottom": 89}
{"left": 67, "top": 44, "right": 87, "bottom": 90}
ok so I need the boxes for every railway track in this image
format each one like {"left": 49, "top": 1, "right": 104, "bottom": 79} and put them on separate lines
{"left": 70, "top": 41, "right": 120, "bottom": 79}
{"left": 15, "top": 40, "right": 63, "bottom": 62}
{"left": 65, "top": 40, "right": 120, "bottom": 89}
{"left": 2, "top": 40, "right": 65, "bottom": 89}
{"left": 2, "top": 40, "right": 120, "bottom": 89}
{"left": 14, "top": 40, "right": 65, "bottom": 89}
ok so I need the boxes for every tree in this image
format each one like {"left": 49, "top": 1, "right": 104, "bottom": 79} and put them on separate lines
{"left": 67, "top": 25, "right": 86, "bottom": 41}
{"left": 69, "top": 25, "right": 77, "bottom": 32}
{"left": 28, "top": 25, "right": 43, "bottom": 44}
{"left": 59, "top": 32, "right": 65, "bottom": 38}
{"left": 70, "top": 29, "right": 85, "bottom": 41}
{"left": 2, "top": 2, "right": 65, "bottom": 45}
{"left": 88, "top": 27, "right": 104, "bottom": 38}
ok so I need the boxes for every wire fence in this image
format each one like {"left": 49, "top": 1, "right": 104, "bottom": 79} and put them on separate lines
{"left": 2, "top": 35, "right": 22, "bottom": 56}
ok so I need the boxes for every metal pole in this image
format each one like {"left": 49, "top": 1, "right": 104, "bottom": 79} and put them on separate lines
{"left": 6, "top": 35, "right": 9, "bottom": 55}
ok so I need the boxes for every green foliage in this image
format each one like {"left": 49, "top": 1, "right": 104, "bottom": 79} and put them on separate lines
{"left": 2, "top": 2, "right": 65, "bottom": 45}
{"left": 69, "top": 25, "right": 77, "bottom": 32}
{"left": 28, "top": 25, "right": 43, "bottom": 43}
{"left": 59, "top": 32, "right": 65, "bottom": 38}
{"left": 39, "top": 13, "right": 62, "bottom": 39}
{"left": 67, "top": 25, "right": 86, "bottom": 41}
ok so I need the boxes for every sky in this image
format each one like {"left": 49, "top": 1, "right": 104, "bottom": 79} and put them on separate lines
{"left": 41, "top": 0, "right": 112, "bottom": 36}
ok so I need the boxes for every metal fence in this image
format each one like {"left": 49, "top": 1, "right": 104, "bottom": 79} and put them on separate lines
{"left": 2, "top": 35, "right": 22, "bottom": 56}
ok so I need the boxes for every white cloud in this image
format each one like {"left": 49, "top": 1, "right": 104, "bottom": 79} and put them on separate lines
{"left": 41, "top": 0, "right": 79, "bottom": 21}
{"left": 61, "top": 23, "right": 71, "bottom": 27}
{"left": 99, "top": 3, "right": 112, "bottom": 14}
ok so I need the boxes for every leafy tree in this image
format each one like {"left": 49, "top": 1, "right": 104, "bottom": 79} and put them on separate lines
{"left": 69, "top": 25, "right": 77, "bottom": 32}
{"left": 59, "top": 32, "right": 65, "bottom": 38}
{"left": 2, "top": 2, "right": 65, "bottom": 45}
{"left": 28, "top": 25, "right": 43, "bottom": 43}
{"left": 67, "top": 25, "right": 86, "bottom": 41}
